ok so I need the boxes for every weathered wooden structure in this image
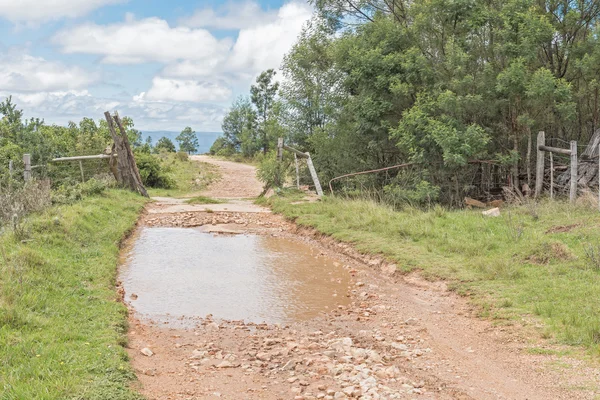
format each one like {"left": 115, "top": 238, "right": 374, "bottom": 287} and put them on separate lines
{"left": 556, "top": 129, "right": 600, "bottom": 189}
{"left": 50, "top": 112, "right": 148, "bottom": 197}
{"left": 277, "top": 139, "right": 324, "bottom": 197}
{"left": 103, "top": 112, "right": 148, "bottom": 197}
{"left": 535, "top": 131, "right": 578, "bottom": 203}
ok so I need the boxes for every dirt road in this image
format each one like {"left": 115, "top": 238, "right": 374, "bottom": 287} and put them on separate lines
{"left": 191, "top": 155, "right": 263, "bottom": 199}
{"left": 124, "top": 157, "right": 599, "bottom": 400}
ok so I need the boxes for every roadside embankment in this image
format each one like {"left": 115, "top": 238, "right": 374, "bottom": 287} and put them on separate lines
{"left": 0, "top": 189, "right": 147, "bottom": 399}
{"left": 263, "top": 193, "right": 600, "bottom": 352}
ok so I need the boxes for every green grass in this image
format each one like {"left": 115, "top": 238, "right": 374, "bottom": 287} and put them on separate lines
{"left": 184, "top": 196, "right": 224, "bottom": 204}
{"left": 0, "top": 189, "right": 148, "bottom": 399}
{"left": 264, "top": 194, "right": 600, "bottom": 352}
{"left": 148, "top": 154, "right": 218, "bottom": 198}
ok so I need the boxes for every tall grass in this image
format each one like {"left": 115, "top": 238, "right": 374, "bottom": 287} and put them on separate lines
{"left": 0, "top": 189, "right": 147, "bottom": 399}
{"left": 267, "top": 195, "right": 600, "bottom": 351}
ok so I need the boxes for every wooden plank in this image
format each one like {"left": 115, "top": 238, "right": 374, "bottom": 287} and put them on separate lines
{"left": 306, "top": 153, "right": 323, "bottom": 197}
{"left": 538, "top": 145, "right": 571, "bottom": 155}
{"left": 570, "top": 140, "right": 577, "bottom": 204}
{"left": 23, "top": 154, "right": 31, "bottom": 181}
{"left": 52, "top": 154, "right": 114, "bottom": 162}
{"left": 535, "top": 131, "right": 545, "bottom": 198}
{"left": 283, "top": 144, "right": 309, "bottom": 158}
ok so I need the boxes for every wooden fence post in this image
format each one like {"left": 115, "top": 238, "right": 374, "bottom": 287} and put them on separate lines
{"left": 570, "top": 140, "right": 577, "bottom": 204}
{"left": 535, "top": 131, "right": 545, "bottom": 198}
{"left": 549, "top": 152, "right": 554, "bottom": 200}
{"left": 23, "top": 154, "right": 31, "bottom": 181}
{"left": 294, "top": 153, "right": 300, "bottom": 189}
{"left": 306, "top": 153, "right": 324, "bottom": 197}
{"left": 277, "top": 138, "right": 284, "bottom": 162}
{"left": 598, "top": 143, "right": 600, "bottom": 211}
{"left": 104, "top": 111, "right": 148, "bottom": 197}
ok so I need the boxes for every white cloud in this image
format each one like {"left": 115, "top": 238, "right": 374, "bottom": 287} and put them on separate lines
{"left": 0, "top": 0, "right": 125, "bottom": 23}
{"left": 140, "top": 77, "right": 232, "bottom": 103}
{"left": 227, "top": 2, "right": 312, "bottom": 74}
{"left": 8, "top": 1, "right": 313, "bottom": 131}
{"left": 52, "top": 16, "right": 233, "bottom": 64}
{"left": 179, "top": 1, "right": 278, "bottom": 30}
{"left": 52, "top": 1, "right": 312, "bottom": 79}
{"left": 0, "top": 51, "right": 97, "bottom": 92}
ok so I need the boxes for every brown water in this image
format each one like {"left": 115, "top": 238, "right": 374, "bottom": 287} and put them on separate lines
{"left": 120, "top": 227, "right": 352, "bottom": 325}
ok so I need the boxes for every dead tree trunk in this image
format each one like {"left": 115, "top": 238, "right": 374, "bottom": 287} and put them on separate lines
{"left": 557, "top": 129, "right": 600, "bottom": 188}
{"left": 104, "top": 111, "right": 149, "bottom": 197}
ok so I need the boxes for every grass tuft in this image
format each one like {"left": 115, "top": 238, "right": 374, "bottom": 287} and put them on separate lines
{"left": 185, "top": 196, "right": 224, "bottom": 205}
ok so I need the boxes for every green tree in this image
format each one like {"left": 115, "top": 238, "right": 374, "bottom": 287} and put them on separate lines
{"left": 251, "top": 69, "right": 280, "bottom": 154}
{"left": 155, "top": 137, "right": 176, "bottom": 153}
{"left": 176, "top": 127, "right": 199, "bottom": 154}
{"left": 221, "top": 96, "right": 258, "bottom": 156}
{"left": 281, "top": 18, "right": 344, "bottom": 147}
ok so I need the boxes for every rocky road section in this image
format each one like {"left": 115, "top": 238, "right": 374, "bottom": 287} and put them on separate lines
{"left": 124, "top": 157, "right": 599, "bottom": 400}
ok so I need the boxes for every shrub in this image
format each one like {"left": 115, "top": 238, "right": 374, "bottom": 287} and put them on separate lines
{"left": 256, "top": 151, "right": 288, "bottom": 189}
{"left": 135, "top": 153, "right": 175, "bottom": 189}
{"left": 0, "top": 180, "right": 52, "bottom": 238}
{"left": 383, "top": 180, "right": 440, "bottom": 208}
{"left": 175, "top": 151, "right": 189, "bottom": 162}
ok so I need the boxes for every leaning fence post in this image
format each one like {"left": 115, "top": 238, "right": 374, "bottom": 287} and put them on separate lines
{"left": 294, "top": 153, "right": 300, "bottom": 189}
{"left": 598, "top": 143, "right": 600, "bottom": 211}
{"left": 535, "top": 131, "right": 545, "bottom": 198}
{"left": 306, "top": 153, "right": 324, "bottom": 197}
{"left": 570, "top": 141, "right": 577, "bottom": 204}
{"left": 23, "top": 154, "right": 31, "bottom": 181}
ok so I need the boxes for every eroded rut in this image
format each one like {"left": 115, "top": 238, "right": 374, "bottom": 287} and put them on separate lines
{"left": 122, "top": 157, "right": 599, "bottom": 400}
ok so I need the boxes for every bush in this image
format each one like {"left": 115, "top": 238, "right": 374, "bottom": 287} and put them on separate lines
{"left": 135, "top": 153, "right": 175, "bottom": 189}
{"left": 383, "top": 180, "right": 440, "bottom": 208}
{"left": 0, "top": 180, "right": 52, "bottom": 223}
{"left": 175, "top": 151, "right": 189, "bottom": 162}
{"left": 256, "top": 151, "right": 288, "bottom": 189}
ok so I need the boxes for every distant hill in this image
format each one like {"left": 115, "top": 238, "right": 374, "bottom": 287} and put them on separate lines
{"left": 141, "top": 131, "right": 222, "bottom": 154}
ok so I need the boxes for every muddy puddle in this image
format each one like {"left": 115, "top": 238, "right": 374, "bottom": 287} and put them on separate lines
{"left": 120, "top": 227, "right": 352, "bottom": 325}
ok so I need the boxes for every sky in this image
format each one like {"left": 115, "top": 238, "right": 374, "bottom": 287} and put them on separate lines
{"left": 0, "top": 0, "right": 313, "bottom": 132}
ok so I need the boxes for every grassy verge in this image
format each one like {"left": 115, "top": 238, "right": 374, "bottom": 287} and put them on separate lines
{"left": 148, "top": 154, "right": 218, "bottom": 198}
{"left": 0, "top": 189, "right": 147, "bottom": 399}
{"left": 263, "top": 193, "right": 600, "bottom": 352}
{"left": 184, "top": 196, "right": 224, "bottom": 204}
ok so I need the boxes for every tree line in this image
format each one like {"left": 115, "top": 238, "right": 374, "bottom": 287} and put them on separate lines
{"left": 212, "top": 0, "right": 600, "bottom": 206}
{"left": 0, "top": 96, "right": 200, "bottom": 189}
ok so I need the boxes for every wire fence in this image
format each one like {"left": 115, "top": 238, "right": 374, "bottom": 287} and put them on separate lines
{"left": 2, "top": 155, "right": 114, "bottom": 188}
